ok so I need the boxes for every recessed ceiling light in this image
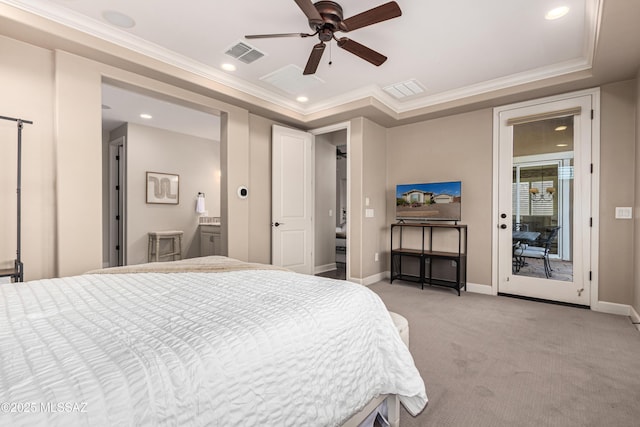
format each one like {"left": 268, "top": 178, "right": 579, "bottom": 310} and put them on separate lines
{"left": 102, "top": 10, "right": 136, "bottom": 28}
{"left": 545, "top": 6, "right": 569, "bottom": 20}
{"left": 555, "top": 125, "right": 568, "bottom": 131}
{"left": 556, "top": 143, "right": 569, "bottom": 147}
{"left": 296, "top": 96, "right": 309, "bottom": 103}
{"left": 140, "top": 113, "right": 152, "bottom": 119}
{"left": 221, "top": 63, "right": 236, "bottom": 71}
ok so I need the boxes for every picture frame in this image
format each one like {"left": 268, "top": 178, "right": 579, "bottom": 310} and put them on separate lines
{"left": 146, "top": 172, "right": 179, "bottom": 204}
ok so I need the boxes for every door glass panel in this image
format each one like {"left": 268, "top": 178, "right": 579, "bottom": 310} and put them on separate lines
{"left": 512, "top": 116, "right": 573, "bottom": 281}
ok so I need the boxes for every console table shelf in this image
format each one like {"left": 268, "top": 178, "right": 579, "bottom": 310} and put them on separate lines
{"left": 390, "top": 223, "right": 467, "bottom": 295}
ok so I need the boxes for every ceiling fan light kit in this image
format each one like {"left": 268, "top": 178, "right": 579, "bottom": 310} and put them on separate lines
{"left": 245, "top": 0, "right": 402, "bottom": 75}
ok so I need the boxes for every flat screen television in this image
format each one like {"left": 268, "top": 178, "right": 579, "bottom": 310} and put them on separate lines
{"left": 396, "top": 181, "right": 462, "bottom": 222}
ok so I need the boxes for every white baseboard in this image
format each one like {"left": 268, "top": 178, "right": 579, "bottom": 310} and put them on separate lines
{"left": 358, "top": 271, "right": 389, "bottom": 286}
{"left": 592, "top": 301, "right": 631, "bottom": 316}
{"left": 630, "top": 305, "right": 640, "bottom": 332}
{"left": 466, "top": 282, "right": 493, "bottom": 295}
{"left": 0, "top": 277, "right": 11, "bottom": 284}
{"left": 368, "top": 272, "right": 485, "bottom": 294}
{"left": 351, "top": 271, "right": 390, "bottom": 286}
{"left": 363, "top": 271, "right": 389, "bottom": 286}
{"left": 314, "top": 263, "right": 337, "bottom": 275}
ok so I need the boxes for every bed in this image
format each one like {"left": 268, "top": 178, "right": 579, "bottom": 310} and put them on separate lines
{"left": 0, "top": 256, "right": 427, "bottom": 426}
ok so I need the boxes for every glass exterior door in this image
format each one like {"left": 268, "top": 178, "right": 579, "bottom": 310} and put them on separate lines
{"left": 497, "top": 94, "right": 593, "bottom": 306}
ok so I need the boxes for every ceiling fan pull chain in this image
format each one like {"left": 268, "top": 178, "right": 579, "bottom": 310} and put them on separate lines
{"left": 329, "top": 42, "right": 333, "bottom": 67}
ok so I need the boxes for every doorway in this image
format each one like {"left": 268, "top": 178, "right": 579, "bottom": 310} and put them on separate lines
{"left": 313, "top": 123, "right": 350, "bottom": 281}
{"left": 102, "top": 82, "right": 222, "bottom": 267}
{"left": 271, "top": 122, "right": 351, "bottom": 279}
{"left": 313, "top": 134, "right": 348, "bottom": 280}
{"left": 493, "top": 90, "right": 599, "bottom": 306}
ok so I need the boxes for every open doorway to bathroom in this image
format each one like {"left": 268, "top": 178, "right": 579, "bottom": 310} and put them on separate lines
{"left": 315, "top": 129, "right": 348, "bottom": 280}
{"left": 101, "top": 82, "right": 221, "bottom": 267}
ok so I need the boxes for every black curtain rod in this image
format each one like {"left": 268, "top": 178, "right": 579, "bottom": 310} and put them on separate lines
{"left": 0, "top": 115, "right": 33, "bottom": 125}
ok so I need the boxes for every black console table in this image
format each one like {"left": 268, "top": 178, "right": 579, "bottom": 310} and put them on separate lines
{"left": 390, "top": 223, "right": 467, "bottom": 295}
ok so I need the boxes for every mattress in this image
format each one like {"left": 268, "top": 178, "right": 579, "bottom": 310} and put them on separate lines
{"left": 0, "top": 258, "right": 427, "bottom": 426}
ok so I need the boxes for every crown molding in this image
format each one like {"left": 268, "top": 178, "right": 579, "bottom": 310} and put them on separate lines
{"left": 1, "top": 0, "right": 601, "bottom": 120}
{"left": 0, "top": 0, "right": 309, "bottom": 113}
{"left": 298, "top": 58, "right": 593, "bottom": 118}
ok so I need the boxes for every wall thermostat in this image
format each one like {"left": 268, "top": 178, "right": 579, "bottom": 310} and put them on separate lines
{"left": 237, "top": 186, "right": 249, "bottom": 199}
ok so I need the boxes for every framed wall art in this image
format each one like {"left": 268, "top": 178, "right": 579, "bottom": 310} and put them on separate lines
{"left": 146, "top": 172, "right": 179, "bottom": 204}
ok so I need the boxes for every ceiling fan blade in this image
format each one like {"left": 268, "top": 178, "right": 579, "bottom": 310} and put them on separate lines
{"left": 337, "top": 38, "right": 387, "bottom": 66}
{"left": 245, "top": 33, "right": 311, "bottom": 39}
{"left": 294, "top": 0, "right": 324, "bottom": 26}
{"left": 303, "top": 42, "right": 326, "bottom": 75}
{"left": 341, "top": 1, "right": 402, "bottom": 32}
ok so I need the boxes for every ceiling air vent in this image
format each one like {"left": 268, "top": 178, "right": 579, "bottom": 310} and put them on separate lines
{"left": 260, "top": 64, "right": 324, "bottom": 95}
{"left": 383, "top": 79, "right": 425, "bottom": 99}
{"left": 225, "top": 41, "right": 265, "bottom": 64}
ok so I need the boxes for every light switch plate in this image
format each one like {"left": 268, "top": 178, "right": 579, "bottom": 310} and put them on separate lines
{"left": 615, "top": 207, "right": 632, "bottom": 219}
{"left": 365, "top": 208, "right": 374, "bottom": 218}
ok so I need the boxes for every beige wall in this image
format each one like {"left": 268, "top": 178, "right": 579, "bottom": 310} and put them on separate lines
{"left": 349, "top": 119, "right": 364, "bottom": 278}
{"left": 125, "top": 123, "right": 219, "bottom": 265}
{"left": 55, "top": 51, "right": 104, "bottom": 277}
{"left": 386, "top": 110, "right": 494, "bottom": 288}
{"left": 0, "top": 35, "right": 56, "bottom": 281}
{"left": 599, "top": 81, "right": 636, "bottom": 304}
{"left": 361, "top": 119, "right": 388, "bottom": 279}
{"left": 347, "top": 118, "right": 390, "bottom": 281}
{"left": 247, "top": 114, "right": 277, "bottom": 264}
{"left": 2, "top": 31, "right": 639, "bottom": 310}
{"left": 384, "top": 84, "right": 639, "bottom": 305}
{"left": 0, "top": 35, "right": 253, "bottom": 278}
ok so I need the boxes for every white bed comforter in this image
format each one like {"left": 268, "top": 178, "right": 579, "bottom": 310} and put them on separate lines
{"left": 0, "top": 267, "right": 426, "bottom": 426}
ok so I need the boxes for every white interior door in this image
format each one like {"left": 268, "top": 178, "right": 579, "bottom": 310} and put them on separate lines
{"left": 495, "top": 92, "right": 595, "bottom": 306}
{"left": 272, "top": 125, "right": 314, "bottom": 274}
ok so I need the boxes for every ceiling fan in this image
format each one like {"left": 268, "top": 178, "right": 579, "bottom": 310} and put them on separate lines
{"left": 245, "top": 0, "right": 402, "bottom": 75}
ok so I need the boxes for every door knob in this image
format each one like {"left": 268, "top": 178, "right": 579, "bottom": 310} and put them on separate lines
{"left": 500, "top": 224, "right": 507, "bottom": 229}
{"left": 501, "top": 213, "right": 507, "bottom": 219}
{"left": 273, "top": 222, "right": 284, "bottom": 227}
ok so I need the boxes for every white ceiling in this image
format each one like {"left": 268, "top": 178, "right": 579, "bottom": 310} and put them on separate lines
{"left": 8, "top": 0, "right": 600, "bottom": 117}
{"left": 102, "top": 84, "right": 220, "bottom": 140}
{"left": 7, "top": 0, "right": 640, "bottom": 138}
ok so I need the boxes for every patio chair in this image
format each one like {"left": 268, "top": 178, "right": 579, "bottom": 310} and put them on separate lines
{"left": 518, "top": 226, "right": 560, "bottom": 278}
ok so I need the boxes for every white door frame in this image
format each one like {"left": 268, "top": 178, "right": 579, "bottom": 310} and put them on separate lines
{"left": 108, "top": 136, "right": 126, "bottom": 267}
{"left": 491, "top": 88, "right": 600, "bottom": 308}
{"left": 310, "top": 121, "right": 352, "bottom": 282}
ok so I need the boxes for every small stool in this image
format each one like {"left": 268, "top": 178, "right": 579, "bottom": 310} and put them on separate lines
{"left": 388, "top": 311, "right": 409, "bottom": 347}
{"left": 148, "top": 231, "right": 183, "bottom": 262}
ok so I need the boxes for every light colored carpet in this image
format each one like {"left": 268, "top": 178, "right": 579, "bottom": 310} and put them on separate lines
{"left": 368, "top": 281, "right": 640, "bottom": 427}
